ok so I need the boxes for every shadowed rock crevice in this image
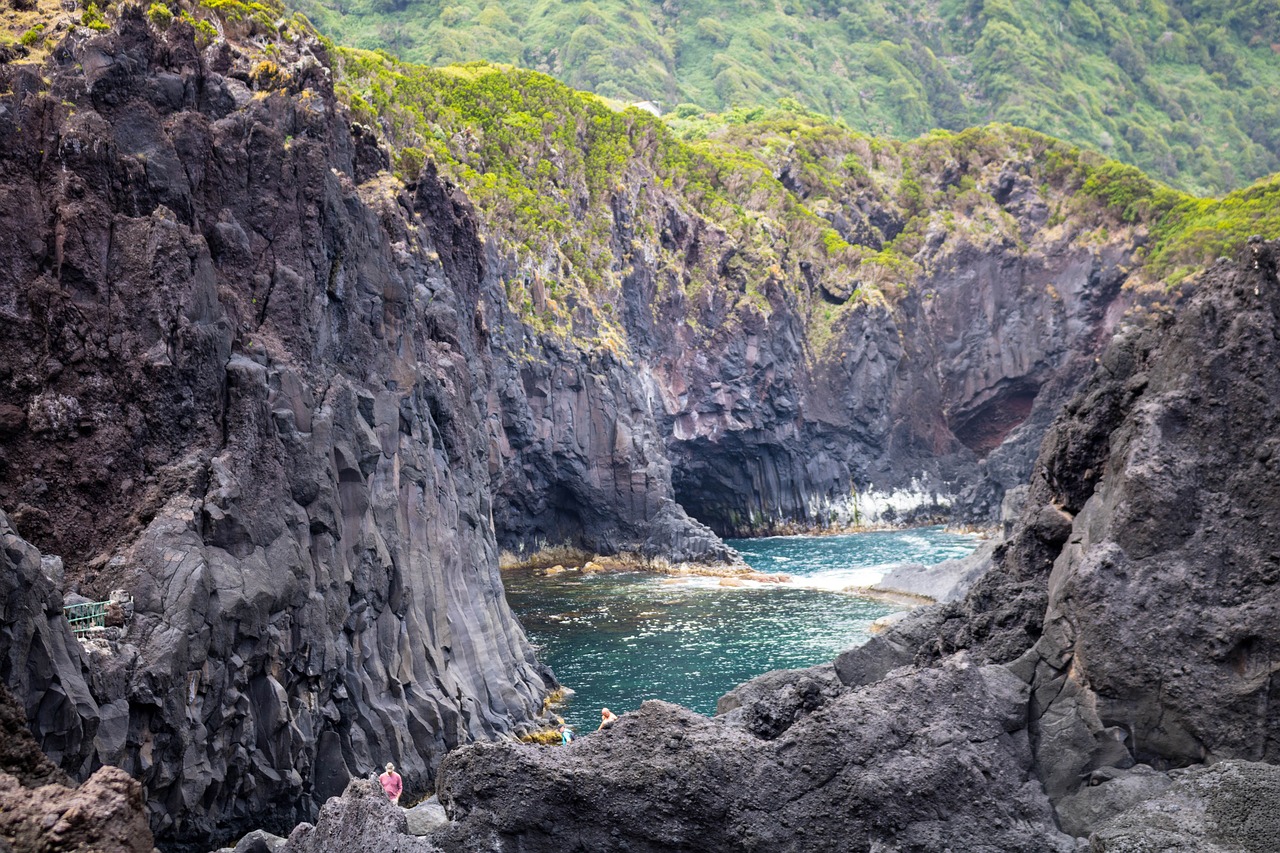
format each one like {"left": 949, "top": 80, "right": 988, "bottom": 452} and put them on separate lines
{"left": 949, "top": 376, "right": 1040, "bottom": 458}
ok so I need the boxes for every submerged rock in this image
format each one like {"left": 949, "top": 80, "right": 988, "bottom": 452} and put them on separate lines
{"left": 871, "top": 536, "right": 997, "bottom": 603}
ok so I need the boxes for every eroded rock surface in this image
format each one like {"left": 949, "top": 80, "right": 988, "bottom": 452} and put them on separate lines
{"left": 0, "top": 684, "right": 154, "bottom": 853}
{"left": 1019, "top": 240, "right": 1280, "bottom": 801}
{"left": 0, "top": 12, "right": 555, "bottom": 845}
{"left": 1090, "top": 761, "right": 1280, "bottom": 853}
{"left": 279, "top": 778, "right": 439, "bottom": 853}
{"left": 0, "top": 511, "right": 97, "bottom": 778}
{"left": 433, "top": 660, "right": 1076, "bottom": 853}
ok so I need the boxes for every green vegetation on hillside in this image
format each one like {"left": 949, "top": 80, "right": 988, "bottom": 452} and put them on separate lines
{"left": 328, "top": 52, "right": 1278, "bottom": 360}
{"left": 294, "top": 0, "right": 1280, "bottom": 196}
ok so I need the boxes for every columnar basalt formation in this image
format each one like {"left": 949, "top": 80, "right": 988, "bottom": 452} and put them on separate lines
{"left": 483, "top": 324, "right": 732, "bottom": 563}
{"left": 0, "top": 11, "right": 557, "bottom": 844}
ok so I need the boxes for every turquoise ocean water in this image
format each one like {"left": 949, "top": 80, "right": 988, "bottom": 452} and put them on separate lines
{"left": 501, "top": 527, "right": 978, "bottom": 732}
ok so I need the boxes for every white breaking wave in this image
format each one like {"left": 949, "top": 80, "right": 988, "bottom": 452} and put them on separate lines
{"left": 784, "top": 564, "right": 896, "bottom": 591}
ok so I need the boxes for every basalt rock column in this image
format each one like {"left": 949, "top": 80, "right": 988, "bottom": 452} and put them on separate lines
{"left": 0, "top": 12, "right": 550, "bottom": 844}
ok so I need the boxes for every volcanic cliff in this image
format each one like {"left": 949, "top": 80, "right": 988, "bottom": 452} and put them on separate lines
{"left": 0, "top": 0, "right": 1268, "bottom": 847}
{"left": 0, "top": 4, "right": 565, "bottom": 844}
{"left": 428, "top": 240, "right": 1280, "bottom": 850}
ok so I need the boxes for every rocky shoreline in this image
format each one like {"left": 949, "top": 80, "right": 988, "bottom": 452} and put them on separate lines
{"left": 3, "top": 0, "right": 1279, "bottom": 847}
{"left": 392, "top": 241, "right": 1280, "bottom": 850}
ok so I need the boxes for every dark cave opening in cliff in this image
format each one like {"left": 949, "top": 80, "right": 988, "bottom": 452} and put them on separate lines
{"left": 669, "top": 438, "right": 800, "bottom": 538}
{"left": 949, "top": 379, "right": 1040, "bottom": 459}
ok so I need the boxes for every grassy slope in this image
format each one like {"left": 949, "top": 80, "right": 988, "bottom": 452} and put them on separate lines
{"left": 293, "top": 0, "right": 1280, "bottom": 196}
{"left": 330, "top": 51, "right": 1280, "bottom": 358}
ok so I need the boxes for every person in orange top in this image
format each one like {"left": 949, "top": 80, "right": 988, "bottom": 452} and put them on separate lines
{"left": 379, "top": 762, "right": 403, "bottom": 804}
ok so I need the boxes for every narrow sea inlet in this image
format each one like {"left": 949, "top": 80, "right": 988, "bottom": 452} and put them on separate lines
{"left": 502, "top": 527, "right": 979, "bottom": 731}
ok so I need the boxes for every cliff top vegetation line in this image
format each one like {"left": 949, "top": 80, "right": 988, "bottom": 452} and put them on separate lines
{"left": 328, "top": 50, "right": 1279, "bottom": 357}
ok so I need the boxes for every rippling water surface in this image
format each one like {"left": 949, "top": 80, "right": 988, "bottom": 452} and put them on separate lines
{"left": 501, "top": 527, "right": 978, "bottom": 731}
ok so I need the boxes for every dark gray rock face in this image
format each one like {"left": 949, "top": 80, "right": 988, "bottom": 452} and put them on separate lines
{"left": 0, "top": 14, "right": 550, "bottom": 846}
{"left": 713, "top": 663, "right": 842, "bottom": 740}
{"left": 432, "top": 660, "right": 1077, "bottom": 853}
{"left": 1017, "top": 239, "right": 1280, "bottom": 803}
{"left": 856, "top": 240, "right": 1280, "bottom": 821}
{"left": 637, "top": 224, "right": 1129, "bottom": 536}
{"left": 1089, "top": 761, "right": 1280, "bottom": 852}
{"left": 1054, "top": 764, "right": 1172, "bottom": 839}
{"left": 484, "top": 330, "right": 733, "bottom": 562}
{"left": 0, "top": 511, "right": 97, "bottom": 779}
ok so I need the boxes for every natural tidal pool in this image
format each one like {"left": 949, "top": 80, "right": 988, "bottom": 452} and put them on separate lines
{"left": 501, "top": 527, "right": 978, "bottom": 731}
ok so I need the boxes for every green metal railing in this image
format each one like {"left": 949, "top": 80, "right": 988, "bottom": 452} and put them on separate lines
{"left": 64, "top": 600, "right": 109, "bottom": 635}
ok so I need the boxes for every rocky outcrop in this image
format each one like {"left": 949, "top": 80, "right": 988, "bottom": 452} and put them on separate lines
{"left": 0, "top": 765, "right": 155, "bottom": 853}
{"left": 1089, "top": 761, "right": 1280, "bottom": 852}
{"left": 853, "top": 239, "right": 1280, "bottom": 824}
{"left": 484, "top": 328, "right": 733, "bottom": 562}
{"left": 1013, "top": 239, "right": 1280, "bottom": 803}
{"left": 278, "top": 778, "right": 439, "bottom": 853}
{"left": 0, "top": 683, "right": 154, "bottom": 853}
{"left": 1, "top": 682, "right": 71, "bottom": 792}
{"left": 0, "top": 10, "right": 554, "bottom": 845}
{"left": 433, "top": 661, "right": 1077, "bottom": 852}
{"left": 0, "top": 510, "right": 98, "bottom": 778}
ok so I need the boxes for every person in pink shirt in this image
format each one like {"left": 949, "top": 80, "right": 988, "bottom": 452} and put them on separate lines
{"left": 379, "top": 762, "right": 403, "bottom": 804}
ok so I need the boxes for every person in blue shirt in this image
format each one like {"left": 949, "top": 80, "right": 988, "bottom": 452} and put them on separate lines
{"left": 558, "top": 724, "right": 574, "bottom": 745}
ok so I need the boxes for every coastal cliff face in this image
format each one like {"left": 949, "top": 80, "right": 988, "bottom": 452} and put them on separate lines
{"left": 331, "top": 58, "right": 1149, "bottom": 550}
{"left": 0, "top": 10, "right": 553, "bottom": 844}
{"left": 478, "top": 141, "right": 1134, "bottom": 546}
{"left": 644, "top": 218, "right": 1130, "bottom": 533}
{"left": 3, "top": 4, "right": 1268, "bottom": 850}
{"left": 429, "top": 242, "right": 1280, "bottom": 849}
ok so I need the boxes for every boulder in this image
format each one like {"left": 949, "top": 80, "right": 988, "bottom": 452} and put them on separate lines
{"left": 872, "top": 536, "right": 997, "bottom": 602}
{"left": 1054, "top": 764, "right": 1173, "bottom": 839}
{"left": 404, "top": 796, "right": 449, "bottom": 836}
